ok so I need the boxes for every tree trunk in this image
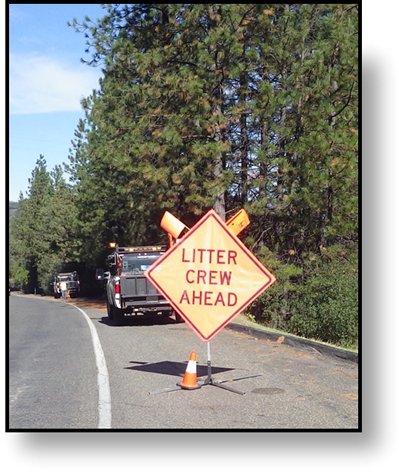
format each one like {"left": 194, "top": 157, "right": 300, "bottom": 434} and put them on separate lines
{"left": 208, "top": 5, "right": 226, "bottom": 221}
{"left": 213, "top": 117, "right": 226, "bottom": 222}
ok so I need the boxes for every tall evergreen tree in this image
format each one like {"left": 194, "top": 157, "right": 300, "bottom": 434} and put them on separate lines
{"left": 68, "top": 4, "right": 246, "bottom": 243}
{"left": 232, "top": 4, "right": 358, "bottom": 263}
{"left": 9, "top": 156, "right": 80, "bottom": 292}
{"left": 9, "top": 156, "right": 53, "bottom": 292}
{"left": 68, "top": 4, "right": 357, "bottom": 262}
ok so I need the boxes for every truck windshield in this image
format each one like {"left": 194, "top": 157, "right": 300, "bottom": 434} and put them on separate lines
{"left": 121, "top": 253, "right": 161, "bottom": 273}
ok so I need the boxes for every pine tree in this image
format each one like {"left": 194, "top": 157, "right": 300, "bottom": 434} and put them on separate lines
{"left": 9, "top": 156, "right": 80, "bottom": 292}
{"left": 9, "top": 156, "right": 53, "bottom": 292}
{"left": 68, "top": 3, "right": 358, "bottom": 270}
{"left": 235, "top": 4, "right": 358, "bottom": 263}
{"left": 68, "top": 4, "right": 248, "bottom": 242}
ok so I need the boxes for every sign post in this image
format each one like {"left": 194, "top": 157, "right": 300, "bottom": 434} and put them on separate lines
{"left": 146, "top": 209, "right": 276, "bottom": 394}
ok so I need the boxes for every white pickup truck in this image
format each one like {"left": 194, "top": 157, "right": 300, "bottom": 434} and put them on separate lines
{"left": 96, "top": 244, "right": 181, "bottom": 324}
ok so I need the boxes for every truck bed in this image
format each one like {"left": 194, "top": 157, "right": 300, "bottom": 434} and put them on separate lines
{"left": 119, "top": 273, "right": 170, "bottom": 311}
{"left": 120, "top": 273, "right": 159, "bottom": 297}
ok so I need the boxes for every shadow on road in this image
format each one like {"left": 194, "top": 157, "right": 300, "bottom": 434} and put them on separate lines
{"left": 99, "top": 315, "right": 181, "bottom": 327}
{"left": 125, "top": 360, "right": 235, "bottom": 378}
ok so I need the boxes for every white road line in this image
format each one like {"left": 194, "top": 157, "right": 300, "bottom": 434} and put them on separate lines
{"left": 13, "top": 294, "right": 112, "bottom": 428}
{"left": 70, "top": 304, "right": 112, "bottom": 429}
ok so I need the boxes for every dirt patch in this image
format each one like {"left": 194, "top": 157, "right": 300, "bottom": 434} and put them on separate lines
{"left": 271, "top": 343, "right": 314, "bottom": 359}
{"left": 15, "top": 293, "right": 107, "bottom": 311}
{"left": 60, "top": 297, "right": 107, "bottom": 311}
{"left": 339, "top": 393, "right": 358, "bottom": 401}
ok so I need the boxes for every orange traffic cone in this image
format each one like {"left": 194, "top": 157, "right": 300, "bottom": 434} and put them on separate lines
{"left": 177, "top": 351, "right": 201, "bottom": 390}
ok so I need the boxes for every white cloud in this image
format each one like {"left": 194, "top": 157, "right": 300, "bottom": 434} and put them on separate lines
{"left": 9, "top": 53, "right": 101, "bottom": 114}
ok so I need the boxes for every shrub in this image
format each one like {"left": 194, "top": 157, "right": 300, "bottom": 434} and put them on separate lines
{"left": 287, "top": 261, "right": 358, "bottom": 348}
{"left": 246, "top": 245, "right": 302, "bottom": 328}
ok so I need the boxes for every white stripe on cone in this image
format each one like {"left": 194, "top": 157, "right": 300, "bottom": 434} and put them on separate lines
{"left": 186, "top": 359, "right": 196, "bottom": 374}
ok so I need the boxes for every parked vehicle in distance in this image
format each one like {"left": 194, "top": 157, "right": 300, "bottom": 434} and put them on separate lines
{"left": 53, "top": 272, "right": 80, "bottom": 298}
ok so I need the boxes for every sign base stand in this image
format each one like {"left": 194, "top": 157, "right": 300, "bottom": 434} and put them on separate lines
{"left": 149, "top": 342, "right": 262, "bottom": 395}
{"left": 197, "top": 342, "right": 262, "bottom": 395}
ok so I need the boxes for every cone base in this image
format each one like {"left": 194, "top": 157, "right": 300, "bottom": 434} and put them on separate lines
{"left": 177, "top": 382, "right": 201, "bottom": 390}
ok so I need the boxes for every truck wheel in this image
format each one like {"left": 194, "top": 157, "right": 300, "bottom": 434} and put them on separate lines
{"left": 174, "top": 312, "right": 185, "bottom": 323}
{"left": 107, "top": 302, "right": 114, "bottom": 320}
{"left": 113, "top": 307, "right": 125, "bottom": 325}
{"left": 54, "top": 293, "right": 60, "bottom": 299}
{"left": 108, "top": 303, "right": 124, "bottom": 325}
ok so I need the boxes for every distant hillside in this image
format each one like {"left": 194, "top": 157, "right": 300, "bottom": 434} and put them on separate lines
{"left": 9, "top": 201, "right": 19, "bottom": 218}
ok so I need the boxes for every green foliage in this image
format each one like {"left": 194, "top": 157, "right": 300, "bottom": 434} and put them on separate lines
{"left": 247, "top": 251, "right": 358, "bottom": 349}
{"left": 67, "top": 3, "right": 358, "bottom": 256}
{"left": 287, "top": 260, "right": 358, "bottom": 349}
{"left": 245, "top": 241, "right": 303, "bottom": 328}
{"left": 9, "top": 157, "right": 80, "bottom": 294}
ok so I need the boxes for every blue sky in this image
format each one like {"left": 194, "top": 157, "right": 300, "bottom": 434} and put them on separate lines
{"left": 8, "top": 3, "right": 106, "bottom": 201}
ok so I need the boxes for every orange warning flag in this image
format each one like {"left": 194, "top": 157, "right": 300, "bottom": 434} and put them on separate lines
{"left": 160, "top": 211, "right": 189, "bottom": 239}
{"left": 226, "top": 208, "right": 250, "bottom": 236}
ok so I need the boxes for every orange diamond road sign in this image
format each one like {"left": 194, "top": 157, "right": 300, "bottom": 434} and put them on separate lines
{"left": 145, "top": 209, "right": 276, "bottom": 342}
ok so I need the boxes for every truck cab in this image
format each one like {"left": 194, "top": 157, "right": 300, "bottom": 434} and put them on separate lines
{"left": 96, "top": 244, "right": 179, "bottom": 324}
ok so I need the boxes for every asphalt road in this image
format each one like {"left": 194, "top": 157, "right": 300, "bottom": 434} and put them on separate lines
{"left": 8, "top": 294, "right": 359, "bottom": 430}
